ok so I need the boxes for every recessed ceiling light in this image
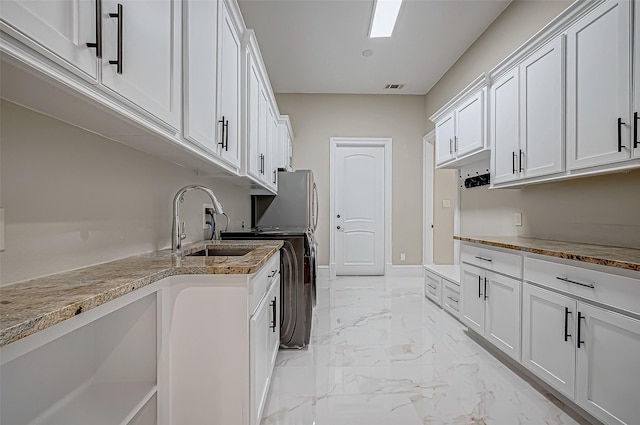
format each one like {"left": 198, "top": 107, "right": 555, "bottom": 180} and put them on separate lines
{"left": 362, "top": 49, "right": 374, "bottom": 57}
{"left": 369, "top": 0, "right": 403, "bottom": 38}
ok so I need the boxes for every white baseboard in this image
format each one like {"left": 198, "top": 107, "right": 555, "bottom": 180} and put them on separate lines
{"left": 317, "top": 266, "right": 330, "bottom": 283}
{"left": 386, "top": 264, "right": 423, "bottom": 277}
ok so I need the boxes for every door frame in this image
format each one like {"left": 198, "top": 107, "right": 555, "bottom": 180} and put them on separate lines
{"left": 423, "top": 131, "right": 434, "bottom": 266}
{"left": 329, "top": 137, "right": 392, "bottom": 279}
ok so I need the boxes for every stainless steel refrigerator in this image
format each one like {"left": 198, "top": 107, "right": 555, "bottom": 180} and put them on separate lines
{"left": 253, "top": 169, "right": 318, "bottom": 232}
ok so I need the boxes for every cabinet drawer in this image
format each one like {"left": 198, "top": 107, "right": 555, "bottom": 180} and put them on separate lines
{"left": 524, "top": 257, "right": 640, "bottom": 317}
{"left": 443, "top": 279, "right": 461, "bottom": 318}
{"left": 424, "top": 271, "right": 443, "bottom": 307}
{"left": 248, "top": 254, "right": 280, "bottom": 315}
{"left": 461, "top": 244, "right": 523, "bottom": 278}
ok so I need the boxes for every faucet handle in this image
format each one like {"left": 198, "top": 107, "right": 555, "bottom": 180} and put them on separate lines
{"left": 180, "top": 221, "right": 186, "bottom": 241}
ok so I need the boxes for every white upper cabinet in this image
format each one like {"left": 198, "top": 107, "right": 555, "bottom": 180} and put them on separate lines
{"left": 456, "top": 90, "right": 484, "bottom": 157}
{"left": 430, "top": 75, "right": 488, "bottom": 168}
{"left": 246, "top": 49, "right": 262, "bottom": 180}
{"left": 277, "top": 116, "right": 294, "bottom": 172}
{"left": 566, "top": 0, "right": 631, "bottom": 170}
{"left": 217, "top": 0, "right": 242, "bottom": 169}
{"left": 267, "top": 106, "right": 279, "bottom": 191}
{"left": 491, "top": 36, "right": 564, "bottom": 186}
{"left": 634, "top": 0, "right": 640, "bottom": 158}
{"left": 183, "top": 0, "right": 218, "bottom": 153}
{"left": 101, "top": 0, "right": 181, "bottom": 129}
{"left": 0, "top": 0, "right": 98, "bottom": 80}
{"left": 519, "top": 36, "right": 564, "bottom": 178}
{"left": 435, "top": 112, "right": 456, "bottom": 165}
{"left": 491, "top": 68, "right": 521, "bottom": 185}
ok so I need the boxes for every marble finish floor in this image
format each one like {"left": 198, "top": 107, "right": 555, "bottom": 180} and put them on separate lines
{"left": 260, "top": 276, "right": 595, "bottom": 425}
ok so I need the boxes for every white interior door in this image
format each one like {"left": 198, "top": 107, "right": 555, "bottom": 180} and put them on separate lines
{"left": 334, "top": 145, "right": 385, "bottom": 275}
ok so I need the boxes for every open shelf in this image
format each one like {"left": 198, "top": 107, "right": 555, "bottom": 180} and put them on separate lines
{"left": 31, "top": 382, "right": 157, "bottom": 425}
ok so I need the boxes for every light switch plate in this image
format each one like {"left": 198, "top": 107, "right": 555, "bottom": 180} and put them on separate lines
{"left": 0, "top": 208, "right": 5, "bottom": 251}
{"left": 203, "top": 204, "right": 214, "bottom": 229}
{"left": 514, "top": 212, "right": 522, "bottom": 227}
{"left": 442, "top": 199, "right": 451, "bottom": 208}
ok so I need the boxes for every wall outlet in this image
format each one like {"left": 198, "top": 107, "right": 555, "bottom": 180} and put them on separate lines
{"left": 400, "top": 252, "right": 406, "bottom": 261}
{"left": 442, "top": 199, "right": 451, "bottom": 208}
{"left": 203, "top": 204, "right": 214, "bottom": 229}
{"left": 514, "top": 212, "right": 523, "bottom": 227}
{"left": 0, "top": 208, "right": 4, "bottom": 251}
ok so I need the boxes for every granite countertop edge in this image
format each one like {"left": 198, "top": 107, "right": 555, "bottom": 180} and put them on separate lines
{"left": 0, "top": 240, "right": 283, "bottom": 347}
{"left": 455, "top": 236, "right": 640, "bottom": 272}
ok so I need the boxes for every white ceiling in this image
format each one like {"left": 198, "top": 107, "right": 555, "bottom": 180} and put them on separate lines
{"left": 237, "top": 0, "right": 512, "bottom": 95}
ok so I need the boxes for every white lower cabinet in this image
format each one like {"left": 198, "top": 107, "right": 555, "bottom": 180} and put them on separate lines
{"left": 424, "top": 270, "right": 443, "bottom": 307}
{"left": 442, "top": 278, "right": 461, "bottom": 320}
{"left": 250, "top": 272, "right": 280, "bottom": 425}
{"left": 522, "top": 283, "right": 576, "bottom": 398}
{"left": 461, "top": 263, "right": 521, "bottom": 361}
{"left": 575, "top": 303, "right": 640, "bottom": 425}
{"left": 170, "top": 254, "right": 280, "bottom": 425}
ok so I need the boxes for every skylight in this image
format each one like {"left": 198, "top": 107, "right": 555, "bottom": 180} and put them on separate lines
{"left": 368, "top": 0, "right": 403, "bottom": 38}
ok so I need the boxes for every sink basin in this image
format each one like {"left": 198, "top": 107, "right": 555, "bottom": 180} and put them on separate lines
{"left": 187, "top": 247, "right": 254, "bottom": 257}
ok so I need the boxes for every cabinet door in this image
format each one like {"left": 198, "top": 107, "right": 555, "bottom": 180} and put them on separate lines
{"left": 522, "top": 283, "right": 576, "bottom": 398}
{"left": 217, "top": 0, "right": 241, "bottom": 168}
{"left": 435, "top": 113, "right": 455, "bottom": 165}
{"left": 101, "top": 0, "right": 181, "bottom": 129}
{"left": 484, "top": 271, "right": 521, "bottom": 361}
{"left": 455, "top": 90, "right": 484, "bottom": 157}
{"left": 491, "top": 68, "right": 521, "bottom": 184}
{"left": 269, "top": 110, "right": 279, "bottom": 191}
{"left": 250, "top": 289, "right": 271, "bottom": 425}
{"left": 566, "top": 0, "right": 631, "bottom": 170}
{"left": 520, "top": 36, "right": 564, "bottom": 179}
{"left": 246, "top": 55, "right": 262, "bottom": 179}
{"left": 461, "top": 265, "right": 484, "bottom": 335}
{"left": 634, "top": 0, "right": 640, "bottom": 158}
{"left": 266, "top": 275, "right": 281, "bottom": 376}
{"left": 183, "top": 0, "right": 217, "bottom": 152}
{"left": 576, "top": 303, "right": 640, "bottom": 425}
{"left": 0, "top": 0, "right": 98, "bottom": 79}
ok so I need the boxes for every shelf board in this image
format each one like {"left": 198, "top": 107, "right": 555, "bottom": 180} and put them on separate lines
{"left": 31, "top": 382, "right": 156, "bottom": 425}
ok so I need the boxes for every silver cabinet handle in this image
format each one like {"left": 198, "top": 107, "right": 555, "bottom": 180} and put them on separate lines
{"left": 556, "top": 276, "right": 595, "bottom": 289}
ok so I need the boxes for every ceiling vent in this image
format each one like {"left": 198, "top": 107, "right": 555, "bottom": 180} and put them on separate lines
{"left": 384, "top": 83, "right": 405, "bottom": 90}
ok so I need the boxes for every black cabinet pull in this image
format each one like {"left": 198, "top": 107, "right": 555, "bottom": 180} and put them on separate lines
{"left": 86, "top": 0, "right": 102, "bottom": 58}
{"left": 273, "top": 169, "right": 276, "bottom": 184}
{"left": 218, "top": 116, "right": 226, "bottom": 149}
{"left": 224, "top": 119, "right": 229, "bottom": 151}
{"left": 474, "top": 256, "right": 492, "bottom": 262}
{"left": 270, "top": 297, "right": 277, "bottom": 332}
{"left": 483, "top": 277, "right": 488, "bottom": 300}
{"left": 446, "top": 296, "right": 458, "bottom": 303}
{"left": 556, "top": 276, "right": 595, "bottom": 289}
{"left": 108, "top": 4, "right": 123, "bottom": 74}
{"left": 634, "top": 112, "right": 638, "bottom": 149}
{"left": 512, "top": 152, "right": 517, "bottom": 174}
{"left": 564, "top": 307, "right": 572, "bottom": 342}
{"left": 519, "top": 149, "right": 524, "bottom": 173}
{"left": 478, "top": 275, "right": 482, "bottom": 298}
{"left": 618, "top": 118, "right": 626, "bottom": 152}
{"left": 577, "top": 312, "right": 585, "bottom": 348}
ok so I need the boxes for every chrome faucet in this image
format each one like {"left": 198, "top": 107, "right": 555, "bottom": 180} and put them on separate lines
{"left": 172, "top": 185, "right": 225, "bottom": 251}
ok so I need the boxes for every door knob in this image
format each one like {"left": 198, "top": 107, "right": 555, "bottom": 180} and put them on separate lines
{"left": 337, "top": 214, "right": 341, "bottom": 218}
{"left": 337, "top": 226, "right": 341, "bottom": 230}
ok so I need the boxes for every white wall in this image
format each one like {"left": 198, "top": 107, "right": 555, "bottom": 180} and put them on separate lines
{"left": 0, "top": 101, "right": 251, "bottom": 285}
{"left": 275, "top": 94, "right": 427, "bottom": 267}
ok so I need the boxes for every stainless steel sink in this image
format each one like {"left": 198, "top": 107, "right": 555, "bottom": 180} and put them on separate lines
{"left": 186, "top": 247, "right": 254, "bottom": 257}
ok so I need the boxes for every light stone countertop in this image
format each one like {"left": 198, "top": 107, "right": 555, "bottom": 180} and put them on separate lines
{"left": 455, "top": 235, "right": 640, "bottom": 272}
{"left": 0, "top": 240, "right": 283, "bottom": 347}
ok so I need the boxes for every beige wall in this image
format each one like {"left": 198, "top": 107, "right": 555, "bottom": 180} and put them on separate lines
{"left": 424, "top": 0, "right": 607, "bottom": 262}
{"left": 275, "top": 94, "right": 427, "bottom": 267}
{"left": 0, "top": 101, "right": 251, "bottom": 285}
